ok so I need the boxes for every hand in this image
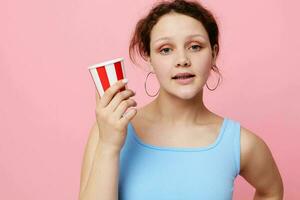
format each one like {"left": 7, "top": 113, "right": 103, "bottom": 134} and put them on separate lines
{"left": 95, "top": 79, "right": 137, "bottom": 153}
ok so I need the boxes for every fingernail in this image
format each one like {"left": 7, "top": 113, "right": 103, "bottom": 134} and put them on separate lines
{"left": 122, "top": 78, "right": 128, "bottom": 83}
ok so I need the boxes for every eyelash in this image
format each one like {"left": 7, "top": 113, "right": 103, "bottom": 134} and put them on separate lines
{"left": 159, "top": 45, "right": 202, "bottom": 55}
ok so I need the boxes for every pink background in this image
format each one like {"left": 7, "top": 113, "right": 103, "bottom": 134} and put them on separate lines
{"left": 1, "top": 0, "right": 299, "bottom": 199}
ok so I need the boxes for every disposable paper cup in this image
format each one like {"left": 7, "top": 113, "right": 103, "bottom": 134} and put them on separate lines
{"left": 88, "top": 57, "right": 127, "bottom": 97}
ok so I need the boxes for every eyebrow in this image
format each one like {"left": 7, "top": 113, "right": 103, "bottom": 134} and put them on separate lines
{"left": 153, "top": 34, "right": 207, "bottom": 44}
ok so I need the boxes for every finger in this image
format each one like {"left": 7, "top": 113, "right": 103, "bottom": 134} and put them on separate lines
{"left": 120, "top": 108, "right": 137, "bottom": 125}
{"left": 95, "top": 90, "right": 101, "bottom": 104}
{"left": 100, "top": 79, "right": 128, "bottom": 108}
{"left": 114, "top": 98, "right": 137, "bottom": 118}
{"left": 106, "top": 89, "right": 135, "bottom": 112}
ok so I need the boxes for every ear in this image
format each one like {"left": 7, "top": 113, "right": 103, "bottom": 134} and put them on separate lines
{"left": 212, "top": 44, "right": 219, "bottom": 65}
{"left": 146, "top": 56, "right": 155, "bottom": 72}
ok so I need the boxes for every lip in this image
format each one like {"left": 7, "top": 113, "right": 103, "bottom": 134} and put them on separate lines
{"left": 172, "top": 72, "right": 195, "bottom": 79}
{"left": 173, "top": 76, "right": 195, "bottom": 85}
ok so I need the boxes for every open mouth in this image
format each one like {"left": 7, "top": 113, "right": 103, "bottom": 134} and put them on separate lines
{"left": 172, "top": 75, "right": 195, "bottom": 79}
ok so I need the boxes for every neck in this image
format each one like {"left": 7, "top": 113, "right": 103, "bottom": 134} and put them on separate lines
{"left": 152, "top": 89, "right": 211, "bottom": 126}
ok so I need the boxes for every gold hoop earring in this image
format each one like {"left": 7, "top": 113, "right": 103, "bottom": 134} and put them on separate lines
{"left": 144, "top": 71, "right": 159, "bottom": 97}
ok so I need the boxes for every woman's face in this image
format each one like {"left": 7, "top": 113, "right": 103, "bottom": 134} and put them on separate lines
{"left": 148, "top": 12, "right": 218, "bottom": 99}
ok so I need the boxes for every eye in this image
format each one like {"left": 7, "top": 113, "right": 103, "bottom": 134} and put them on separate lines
{"left": 159, "top": 47, "right": 172, "bottom": 55}
{"left": 190, "top": 45, "right": 202, "bottom": 51}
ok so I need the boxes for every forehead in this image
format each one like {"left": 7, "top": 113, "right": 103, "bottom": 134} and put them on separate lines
{"left": 150, "top": 13, "right": 209, "bottom": 43}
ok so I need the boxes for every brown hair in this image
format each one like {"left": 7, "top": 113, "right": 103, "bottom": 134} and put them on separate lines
{"left": 129, "top": 0, "right": 222, "bottom": 87}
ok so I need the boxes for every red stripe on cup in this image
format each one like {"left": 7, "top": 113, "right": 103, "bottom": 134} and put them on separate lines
{"left": 96, "top": 66, "right": 111, "bottom": 91}
{"left": 114, "top": 61, "right": 124, "bottom": 80}
{"left": 114, "top": 61, "right": 126, "bottom": 92}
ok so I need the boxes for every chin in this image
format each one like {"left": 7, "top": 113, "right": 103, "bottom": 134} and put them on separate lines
{"left": 175, "top": 89, "right": 202, "bottom": 100}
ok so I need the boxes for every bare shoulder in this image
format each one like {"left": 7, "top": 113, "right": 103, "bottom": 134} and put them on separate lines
{"left": 240, "top": 126, "right": 266, "bottom": 173}
{"left": 240, "top": 126, "right": 284, "bottom": 197}
{"left": 240, "top": 125, "right": 276, "bottom": 174}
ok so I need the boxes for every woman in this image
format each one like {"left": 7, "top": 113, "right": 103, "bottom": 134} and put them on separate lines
{"left": 79, "top": 0, "right": 284, "bottom": 199}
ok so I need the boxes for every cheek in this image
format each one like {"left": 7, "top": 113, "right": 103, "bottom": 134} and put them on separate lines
{"left": 155, "top": 68, "right": 169, "bottom": 81}
{"left": 150, "top": 58, "right": 170, "bottom": 77}
{"left": 192, "top": 55, "right": 213, "bottom": 73}
{"left": 193, "top": 61, "right": 211, "bottom": 74}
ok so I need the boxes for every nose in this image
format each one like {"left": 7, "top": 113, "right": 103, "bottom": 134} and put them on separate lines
{"left": 176, "top": 50, "right": 191, "bottom": 67}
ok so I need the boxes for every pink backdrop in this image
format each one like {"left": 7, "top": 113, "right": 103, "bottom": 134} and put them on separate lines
{"left": 1, "top": 0, "right": 299, "bottom": 199}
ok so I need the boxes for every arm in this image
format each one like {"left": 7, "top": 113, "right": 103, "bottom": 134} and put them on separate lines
{"left": 79, "top": 122, "right": 120, "bottom": 200}
{"left": 240, "top": 127, "right": 284, "bottom": 200}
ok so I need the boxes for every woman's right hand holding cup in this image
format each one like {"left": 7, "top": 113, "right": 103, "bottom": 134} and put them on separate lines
{"left": 95, "top": 79, "right": 137, "bottom": 154}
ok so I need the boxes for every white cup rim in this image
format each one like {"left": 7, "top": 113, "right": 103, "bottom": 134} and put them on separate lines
{"left": 88, "top": 57, "right": 124, "bottom": 69}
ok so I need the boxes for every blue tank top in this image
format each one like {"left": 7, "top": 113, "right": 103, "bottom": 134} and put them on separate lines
{"left": 118, "top": 117, "right": 241, "bottom": 200}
